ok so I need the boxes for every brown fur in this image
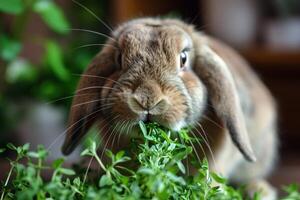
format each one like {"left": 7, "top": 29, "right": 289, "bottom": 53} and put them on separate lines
{"left": 62, "top": 18, "right": 278, "bottom": 199}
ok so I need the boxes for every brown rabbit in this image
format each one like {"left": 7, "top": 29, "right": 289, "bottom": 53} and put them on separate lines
{"left": 62, "top": 18, "right": 278, "bottom": 199}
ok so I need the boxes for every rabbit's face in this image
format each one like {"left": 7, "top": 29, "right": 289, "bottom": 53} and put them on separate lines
{"left": 63, "top": 18, "right": 256, "bottom": 161}
{"left": 102, "top": 21, "right": 206, "bottom": 131}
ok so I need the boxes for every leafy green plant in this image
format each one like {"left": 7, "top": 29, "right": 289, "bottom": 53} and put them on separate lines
{"left": 0, "top": 0, "right": 87, "bottom": 101}
{"left": 0, "top": 122, "right": 298, "bottom": 200}
{"left": 0, "top": 0, "right": 108, "bottom": 146}
{"left": 281, "top": 184, "right": 300, "bottom": 200}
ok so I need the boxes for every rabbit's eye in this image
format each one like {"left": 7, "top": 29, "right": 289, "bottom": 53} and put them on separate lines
{"left": 180, "top": 51, "right": 187, "bottom": 68}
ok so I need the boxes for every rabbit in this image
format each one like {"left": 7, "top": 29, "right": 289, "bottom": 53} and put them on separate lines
{"left": 62, "top": 18, "right": 278, "bottom": 200}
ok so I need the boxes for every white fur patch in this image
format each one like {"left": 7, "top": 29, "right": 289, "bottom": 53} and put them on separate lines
{"left": 171, "top": 120, "right": 186, "bottom": 131}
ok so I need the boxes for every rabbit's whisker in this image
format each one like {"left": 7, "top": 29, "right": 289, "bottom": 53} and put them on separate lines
{"left": 58, "top": 108, "right": 107, "bottom": 156}
{"left": 46, "top": 93, "right": 99, "bottom": 105}
{"left": 71, "top": 0, "right": 114, "bottom": 32}
{"left": 83, "top": 113, "right": 118, "bottom": 183}
{"left": 111, "top": 119, "right": 126, "bottom": 150}
{"left": 72, "top": 74, "right": 123, "bottom": 87}
{"left": 46, "top": 103, "right": 115, "bottom": 151}
{"left": 189, "top": 127, "right": 205, "bottom": 154}
{"left": 125, "top": 119, "right": 135, "bottom": 138}
{"left": 187, "top": 138, "right": 202, "bottom": 165}
{"left": 194, "top": 121, "right": 218, "bottom": 171}
{"left": 76, "top": 86, "right": 119, "bottom": 93}
{"left": 100, "top": 118, "right": 122, "bottom": 160}
{"left": 72, "top": 98, "right": 116, "bottom": 108}
{"left": 46, "top": 76, "right": 121, "bottom": 107}
{"left": 188, "top": 129, "right": 206, "bottom": 164}
{"left": 202, "top": 115, "right": 224, "bottom": 130}
{"left": 119, "top": 120, "right": 132, "bottom": 147}
{"left": 95, "top": 115, "right": 120, "bottom": 169}
{"left": 97, "top": 115, "right": 120, "bottom": 155}
{"left": 194, "top": 120, "right": 210, "bottom": 143}
{"left": 169, "top": 115, "right": 203, "bottom": 165}
{"left": 70, "top": 28, "right": 116, "bottom": 42}
{"left": 74, "top": 43, "right": 118, "bottom": 50}
{"left": 100, "top": 118, "right": 120, "bottom": 158}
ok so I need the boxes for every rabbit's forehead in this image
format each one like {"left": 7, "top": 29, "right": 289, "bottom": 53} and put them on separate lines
{"left": 118, "top": 24, "right": 190, "bottom": 53}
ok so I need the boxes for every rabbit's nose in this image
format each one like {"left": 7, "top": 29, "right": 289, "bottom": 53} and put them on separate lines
{"left": 128, "top": 95, "right": 169, "bottom": 115}
{"left": 127, "top": 80, "right": 170, "bottom": 116}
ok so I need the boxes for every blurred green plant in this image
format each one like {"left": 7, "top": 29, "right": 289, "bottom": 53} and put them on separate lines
{"left": 0, "top": 0, "right": 109, "bottom": 146}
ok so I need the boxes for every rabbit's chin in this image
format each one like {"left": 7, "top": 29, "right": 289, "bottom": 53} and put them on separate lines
{"left": 167, "top": 120, "right": 186, "bottom": 131}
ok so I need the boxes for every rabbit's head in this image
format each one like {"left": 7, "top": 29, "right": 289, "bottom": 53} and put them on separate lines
{"left": 62, "top": 18, "right": 256, "bottom": 162}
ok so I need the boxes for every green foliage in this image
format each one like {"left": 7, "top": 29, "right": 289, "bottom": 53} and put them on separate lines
{"left": 5, "top": 58, "right": 37, "bottom": 83}
{"left": 33, "top": 0, "right": 70, "bottom": 34}
{"left": 0, "top": 0, "right": 105, "bottom": 144}
{"left": 282, "top": 184, "right": 300, "bottom": 200}
{"left": 45, "top": 40, "right": 70, "bottom": 81}
{"left": 0, "top": 0, "right": 94, "bottom": 101}
{"left": 1, "top": 123, "right": 298, "bottom": 199}
{"left": 0, "top": 0, "right": 24, "bottom": 14}
{"left": 0, "top": 35, "right": 22, "bottom": 61}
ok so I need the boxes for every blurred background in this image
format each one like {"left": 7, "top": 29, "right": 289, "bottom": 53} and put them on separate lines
{"left": 1, "top": 0, "right": 300, "bottom": 188}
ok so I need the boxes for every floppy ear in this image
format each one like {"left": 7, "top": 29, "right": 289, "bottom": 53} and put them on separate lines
{"left": 193, "top": 43, "right": 256, "bottom": 162}
{"left": 62, "top": 46, "right": 116, "bottom": 155}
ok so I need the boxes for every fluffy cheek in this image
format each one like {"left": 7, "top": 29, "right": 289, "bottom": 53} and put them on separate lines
{"left": 180, "top": 71, "right": 206, "bottom": 124}
{"left": 100, "top": 74, "right": 137, "bottom": 123}
{"left": 103, "top": 87, "right": 139, "bottom": 126}
{"left": 156, "top": 87, "right": 189, "bottom": 130}
{"left": 110, "top": 89, "right": 139, "bottom": 122}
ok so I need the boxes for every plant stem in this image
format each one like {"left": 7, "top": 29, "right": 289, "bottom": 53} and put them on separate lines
{"left": 37, "top": 158, "right": 42, "bottom": 178}
{"left": 0, "top": 163, "right": 14, "bottom": 200}
{"left": 94, "top": 154, "right": 107, "bottom": 171}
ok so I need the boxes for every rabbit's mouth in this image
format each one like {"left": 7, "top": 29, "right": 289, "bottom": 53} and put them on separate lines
{"left": 106, "top": 114, "right": 187, "bottom": 138}
{"left": 103, "top": 95, "right": 190, "bottom": 135}
{"left": 103, "top": 101, "right": 189, "bottom": 137}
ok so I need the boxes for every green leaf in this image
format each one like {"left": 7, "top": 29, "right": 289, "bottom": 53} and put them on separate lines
{"left": 137, "top": 167, "right": 154, "bottom": 175}
{"left": 0, "top": 0, "right": 24, "bottom": 14}
{"left": 165, "top": 171, "right": 186, "bottom": 185}
{"left": 28, "top": 151, "right": 39, "bottom": 158}
{"left": 6, "top": 143, "right": 17, "bottom": 150}
{"left": 0, "top": 36, "right": 22, "bottom": 61}
{"left": 105, "top": 150, "right": 114, "bottom": 160}
{"left": 45, "top": 40, "right": 70, "bottom": 81}
{"left": 99, "top": 175, "right": 113, "bottom": 187}
{"left": 33, "top": 0, "right": 70, "bottom": 34}
{"left": 139, "top": 121, "right": 147, "bottom": 136}
{"left": 37, "top": 145, "right": 48, "bottom": 159}
{"left": 5, "top": 58, "right": 37, "bottom": 83}
{"left": 0, "top": 148, "right": 5, "bottom": 154}
{"left": 116, "top": 150, "right": 125, "bottom": 161}
{"left": 160, "top": 129, "right": 171, "bottom": 143}
{"left": 22, "top": 143, "right": 30, "bottom": 151}
{"left": 80, "top": 149, "right": 91, "bottom": 157}
{"left": 176, "top": 161, "right": 185, "bottom": 174}
{"left": 59, "top": 168, "right": 75, "bottom": 176}
{"left": 73, "top": 177, "right": 81, "bottom": 186}
{"left": 38, "top": 81, "right": 59, "bottom": 99}
{"left": 211, "top": 172, "right": 227, "bottom": 184}
{"left": 173, "top": 147, "right": 192, "bottom": 161}
{"left": 252, "top": 192, "right": 262, "bottom": 200}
